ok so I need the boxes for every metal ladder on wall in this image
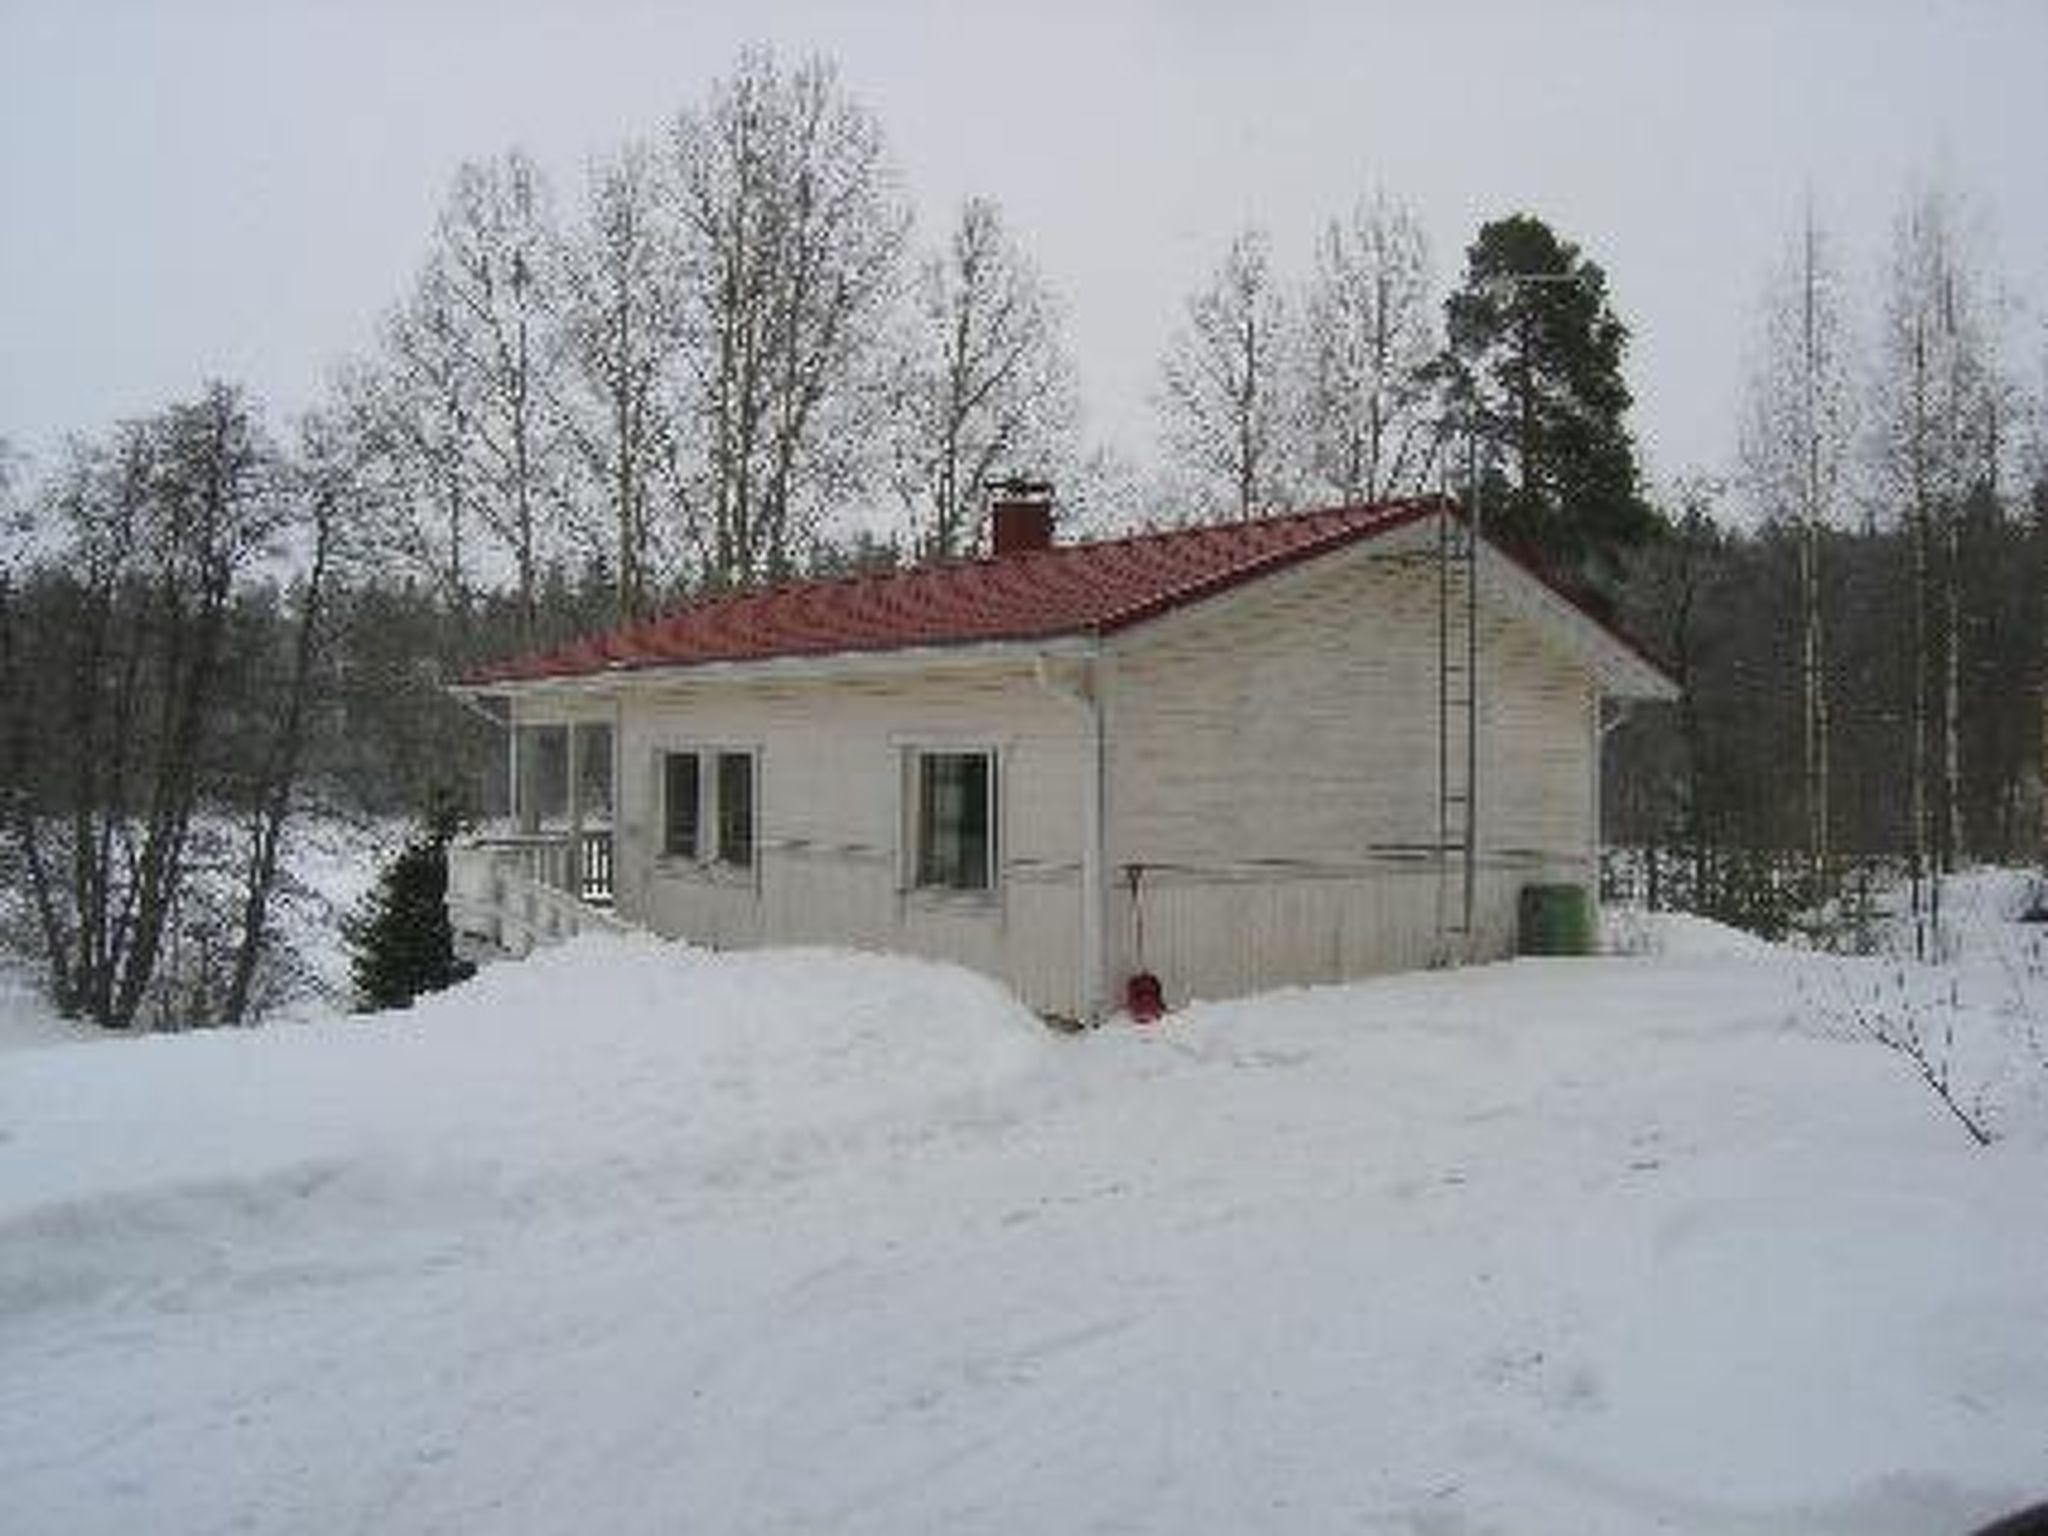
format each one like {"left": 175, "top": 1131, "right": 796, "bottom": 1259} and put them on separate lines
{"left": 1434, "top": 496, "right": 1479, "bottom": 956}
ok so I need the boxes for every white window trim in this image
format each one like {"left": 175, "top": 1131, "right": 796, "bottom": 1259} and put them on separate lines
{"left": 898, "top": 742, "right": 1003, "bottom": 904}
{"left": 651, "top": 743, "right": 761, "bottom": 888}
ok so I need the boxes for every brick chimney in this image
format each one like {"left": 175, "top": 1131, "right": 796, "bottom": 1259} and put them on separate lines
{"left": 989, "top": 478, "right": 1055, "bottom": 557}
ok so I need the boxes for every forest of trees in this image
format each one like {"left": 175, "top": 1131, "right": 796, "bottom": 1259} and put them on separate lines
{"left": 3, "top": 45, "right": 2046, "bottom": 1025}
{"left": 1606, "top": 185, "right": 2045, "bottom": 948}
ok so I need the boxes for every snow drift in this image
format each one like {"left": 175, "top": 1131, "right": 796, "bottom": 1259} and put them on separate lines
{"left": 3, "top": 921, "right": 2045, "bottom": 1535}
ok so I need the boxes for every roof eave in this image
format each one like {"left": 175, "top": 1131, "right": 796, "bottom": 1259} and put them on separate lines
{"left": 451, "top": 632, "right": 1102, "bottom": 700}
{"left": 1480, "top": 547, "right": 1678, "bottom": 700}
{"left": 1593, "top": 648, "right": 1682, "bottom": 702}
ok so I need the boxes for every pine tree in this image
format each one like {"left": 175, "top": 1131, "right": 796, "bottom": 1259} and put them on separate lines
{"left": 1441, "top": 214, "right": 1657, "bottom": 596}
{"left": 348, "top": 810, "right": 474, "bottom": 1012}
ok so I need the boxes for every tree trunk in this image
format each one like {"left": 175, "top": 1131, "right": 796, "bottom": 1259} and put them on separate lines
{"left": 1798, "top": 219, "right": 1831, "bottom": 895}
{"left": 1943, "top": 503, "right": 1963, "bottom": 873}
{"left": 1908, "top": 320, "right": 1931, "bottom": 961}
{"left": 224, "top": 501, "right": 334, "bottom": 1024}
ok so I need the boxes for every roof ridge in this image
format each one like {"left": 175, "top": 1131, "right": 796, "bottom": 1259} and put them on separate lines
{"left": 1090, "top": 498, "right": 1442, "bottom": 632}
{"left": 1040, "top": 494, "right": 1444, "bottom": 560}
{"left": 639, "top": 497, "right": 1443, "bottom": 618}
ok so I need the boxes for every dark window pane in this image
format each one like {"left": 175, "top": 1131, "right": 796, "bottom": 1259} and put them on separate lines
{"left": 717, "top": 751, "right": 753, "bottom": 868}
{"left": 576, "top": 723, "right": 614, "bottom": 819}
{"left": 532, "top": 726, "right": 570, "bottom": 824}
{"left": 917, "top": 752, "right": 991, "bottom": 890}
{"left": 663, "top": 753, "right": 699, "bottom": 858}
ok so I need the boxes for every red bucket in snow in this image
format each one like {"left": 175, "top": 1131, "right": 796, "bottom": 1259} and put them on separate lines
{"left": 1125, "top": 971, "right": 1164, "bottom": 1024}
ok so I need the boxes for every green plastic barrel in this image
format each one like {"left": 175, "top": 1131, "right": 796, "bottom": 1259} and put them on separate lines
{"left": 1518, "top": 883, "right": 1594, "bottom": 956}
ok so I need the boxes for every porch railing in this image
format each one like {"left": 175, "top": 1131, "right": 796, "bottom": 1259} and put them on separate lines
{"left": 470, "top": 828, "right": 614, "bottom": 906}
{"left": 447, "top": 827, "right": 622, "bottom": 959}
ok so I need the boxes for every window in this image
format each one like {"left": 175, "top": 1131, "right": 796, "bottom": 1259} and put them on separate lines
{"left": 662, "top": 752, "right": 700, "bottom": 858}
{"left": 716, "top": 751, "right": 754, "bottom": 868}
{"left": 913, "top": 750, "right": 994, "bottom": 891}
{"left": 659, "top": 748, "right": 755, "bottom": 869}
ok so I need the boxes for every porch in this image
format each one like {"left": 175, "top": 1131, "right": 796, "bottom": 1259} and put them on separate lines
{"left": 448, "top": 712, "right": 627, "bottom": 957}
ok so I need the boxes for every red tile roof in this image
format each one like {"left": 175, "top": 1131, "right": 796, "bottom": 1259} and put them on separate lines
{"left": 467, "top": 497, "right": 1455, "bottom": 684}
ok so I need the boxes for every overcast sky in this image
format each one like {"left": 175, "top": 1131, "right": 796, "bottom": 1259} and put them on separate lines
{"left": 4, "top": 0, "right": 2044, "bottom": 505}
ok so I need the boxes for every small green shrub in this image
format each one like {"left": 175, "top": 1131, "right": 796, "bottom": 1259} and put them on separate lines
{"left": 347, "top": 809, "right": 475, "bottom": 1012}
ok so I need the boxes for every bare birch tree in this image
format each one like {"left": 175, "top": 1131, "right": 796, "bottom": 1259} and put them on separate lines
{"left": 1158, "top": 227, "right": 1297, "bottom": 521}
{"left": 1873, "top": 182, "right": 1999, "bottom": 952}
{"left": 376, "top": 270, "right": 479, "bottom": 611}
{"left": 393, "top": 151, "right": 570, "bottom": 644}
{"left": 668, "top": 50, "right": 909, "bottom": 588}
{"left": 559, "top": 139, "right": 681, "bottom": 620}
{"left": 889, "top": 196, "right": 1077, "bottom": 558}
{"left": 1740, "top": 205, "right": 1857, "bottom": 891}
{"left": 1301, "top": 192, "right": 1438, "bottom": 502}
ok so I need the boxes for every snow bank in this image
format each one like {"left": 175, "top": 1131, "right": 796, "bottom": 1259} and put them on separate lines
{"left": 1603, "top": 904, "right": 1773, "bottom": 958}
{"left": 0, "top": 965, "right": 97, "bottom": 1055}
{"left": 3, "top": 926, "right": 2044, "bottom": 1536}
{"left": 0, "top": 934, "right": 1052, "bottom": 1317}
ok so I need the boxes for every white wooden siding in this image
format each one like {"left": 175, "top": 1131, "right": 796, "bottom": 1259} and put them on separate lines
{"left": 611, "top": 667, "right": 1094, "bottom": 1018}
{"left": 1103, "top": 535, "right": 1596, "bottom": 1005}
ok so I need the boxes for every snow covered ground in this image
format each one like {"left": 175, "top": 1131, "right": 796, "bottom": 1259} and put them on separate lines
{"left": 3, "top": 893, "right": 2045, "bottom": 1534}
{"left": 0, "top": 966, "right": 97, "bottom": 1055}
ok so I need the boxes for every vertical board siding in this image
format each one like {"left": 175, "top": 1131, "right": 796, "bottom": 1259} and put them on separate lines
{"left": 1106, "top": 541, "right": 1596, "bottom": 1006}
{"left": 612, "top": 667, "right": 1090, "bottom": 1018}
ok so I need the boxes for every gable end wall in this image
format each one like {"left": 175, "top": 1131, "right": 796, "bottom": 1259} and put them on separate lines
{"left": 1101, "top": 535, "right": 1597, "bottom": 1004}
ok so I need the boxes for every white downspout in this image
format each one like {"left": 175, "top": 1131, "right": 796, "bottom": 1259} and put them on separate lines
{"left": 1036, "top": 646, "right": 1107, "bottom": 1022}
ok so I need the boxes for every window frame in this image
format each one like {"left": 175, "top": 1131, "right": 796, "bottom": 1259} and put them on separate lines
{"left": 652, "top": 743, "right": 760, "bottom": 882}
{"left": 901, "top": 743, "right": 1001, "bottom": 899}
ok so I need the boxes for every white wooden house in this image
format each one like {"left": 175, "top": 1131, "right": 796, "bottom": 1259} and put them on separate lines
{"left": 449, "top": 491, "right": 1674, "bottom": 1020}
